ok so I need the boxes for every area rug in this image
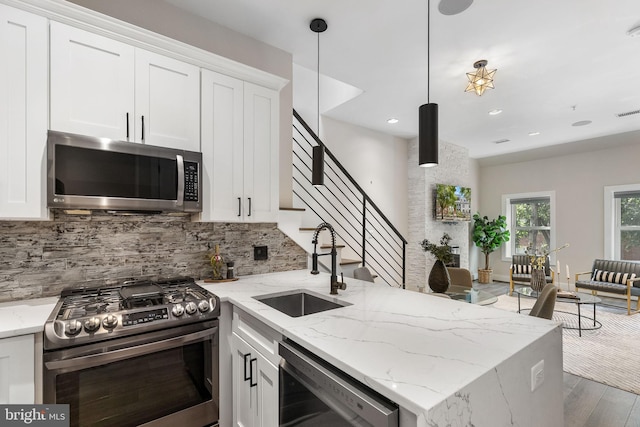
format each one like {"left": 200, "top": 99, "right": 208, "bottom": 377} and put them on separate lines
{"left": 492, "top": 294, "right": 640, "bottom": 395}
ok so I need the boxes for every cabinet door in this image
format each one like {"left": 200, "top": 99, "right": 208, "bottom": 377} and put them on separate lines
{"left": 200, "top": 70, "right": 244, "bottom": 221}
{"left": 231, "top": 333, "right": 258, "bottom": 427}
{"left": 255, "top": 351, "right": 278, "bottom": 427}
{"left": 0, "top": 4, "right": 48, "bottom": 219}
{"left": 135, "top": 49, "right": 200, "bottom": 151}
{"left": 243, "top": 83, "right": 279, "bottom": 222}
{"left": 50, "top": 21, "right": 134, "bottom": 141}
{"left": 0, "top": 335, "right": 35, "bottom": 404}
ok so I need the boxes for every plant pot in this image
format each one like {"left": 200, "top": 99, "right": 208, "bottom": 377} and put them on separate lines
{"left": 478, "top": 269, "right": 492, "bottom": 284}
{"left": 429, "top": 260, "right": 451, "bottom": 293}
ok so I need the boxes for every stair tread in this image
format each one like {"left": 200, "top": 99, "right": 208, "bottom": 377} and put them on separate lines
{"left": 280, "top": 207, "right": 305, "bottom": 212}
{"left": 340, "top": 258, "right": 361, "bottom": 266}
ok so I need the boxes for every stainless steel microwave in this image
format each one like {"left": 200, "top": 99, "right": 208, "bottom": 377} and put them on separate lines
{"left": 47, "top": 130, "right": 202, "bottom": 213}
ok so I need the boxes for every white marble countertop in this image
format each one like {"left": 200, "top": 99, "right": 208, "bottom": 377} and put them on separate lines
{"left": 0, "top": 296, "right": 57, "bottom": 339}
{"left": 201, "top": 269, "right": 560, "bottom": 419}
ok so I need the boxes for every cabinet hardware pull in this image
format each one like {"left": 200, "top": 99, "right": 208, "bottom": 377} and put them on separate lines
{"left": 126, "top": 113, "right": 130, "bottom": 140}
{"left": 243, "top": 353, "right": 251, "bottom": 381}
{"left": 141, "top": 115, "right": 145, "bottom": 141}
{"left": 238, "top": 197, "right": 242, "bottom": 217}
{"left": 248, "top": 197, "right": 252, "bottom": 217}
{"left": 250, "top": 357, "right": 257, "bottom": 387}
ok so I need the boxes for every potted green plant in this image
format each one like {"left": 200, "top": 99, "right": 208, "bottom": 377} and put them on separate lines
{"left": 472, "top": 213, "right": 510, "bottom": 284}
{"left": 421, "top": 233, "right": 454, "bottom": 292}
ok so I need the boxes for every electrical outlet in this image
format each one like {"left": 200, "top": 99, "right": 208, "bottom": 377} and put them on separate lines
{"left": 254, "top": 245, "right": 268, "bottom": 261}
{"left": 531, "top": 360, "right": 544, "bottom": 392}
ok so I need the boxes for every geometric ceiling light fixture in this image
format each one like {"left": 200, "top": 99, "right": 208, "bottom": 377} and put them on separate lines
{"left": 465, "top": 59, "right": 496, "bottom": 96}
{"left": 418, "top": 0, "right": 439, "bottom": 167}
{"left": 310, "top": 18, "right": 327, "bottom": 186}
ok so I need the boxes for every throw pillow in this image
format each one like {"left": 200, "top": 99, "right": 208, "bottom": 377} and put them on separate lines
{"left": 515, "top": 264, "right": 532, "bottom": 274}
{"left": 592, "top": 269, "right": 637, "bottom": 284}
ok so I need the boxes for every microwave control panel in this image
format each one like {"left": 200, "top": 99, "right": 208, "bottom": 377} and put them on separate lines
{"left": 184, "top": 162, "right": 199, "bottom": 202}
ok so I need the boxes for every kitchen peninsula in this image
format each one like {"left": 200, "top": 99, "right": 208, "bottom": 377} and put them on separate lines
{"left": 205, "top": 270, "right": 563, "bottom": 427}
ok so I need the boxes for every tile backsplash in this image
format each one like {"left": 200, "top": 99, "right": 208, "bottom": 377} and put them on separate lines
{"left": 0, "top": 211, "right": 307, "bottom": 302}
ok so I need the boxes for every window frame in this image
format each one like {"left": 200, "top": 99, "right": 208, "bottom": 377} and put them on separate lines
{"left": 501, "top": 191, "right": 556, "bottom": 262}
{"left": 604, "top": 183, "right": 640, "bottom": 260}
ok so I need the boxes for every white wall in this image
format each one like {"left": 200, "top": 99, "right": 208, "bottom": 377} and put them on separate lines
{"left": 320, "top": 116, "right": 409, "bottom": 237}
{"left": 67, "top": 0, "right": 296, "bottom": 207}
{"left": 479, "top": 135, "right": 640, "bottom": 287}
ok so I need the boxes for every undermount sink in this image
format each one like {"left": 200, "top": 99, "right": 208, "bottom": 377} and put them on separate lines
{"left": 253, "top": 290, "right": 351, "bottom": 317}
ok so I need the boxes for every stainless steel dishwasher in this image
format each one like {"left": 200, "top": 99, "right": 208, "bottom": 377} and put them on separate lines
{"left": 279, "top": 339, "right": 399, "bottom": 427}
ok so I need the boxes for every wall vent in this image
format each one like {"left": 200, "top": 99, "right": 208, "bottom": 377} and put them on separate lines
{"left": 616, "top": 109, "right": 640, "bottom": 118}
{"left": 493, "top": 138, "right": 510, "bottom": 144}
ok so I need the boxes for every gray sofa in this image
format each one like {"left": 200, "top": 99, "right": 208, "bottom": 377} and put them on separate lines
{"left": 575, "top": 259, "right": 640, "bottom": 315}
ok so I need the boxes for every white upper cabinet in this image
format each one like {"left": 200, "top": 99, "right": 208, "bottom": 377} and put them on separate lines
{"left": 50, "top": 22, "right": 200, "bottom": 151}
{"left": 0, "top": 4, "right": 48, "bottom": 219}
{"left": 243, "top": 83, "right": 279, "bottom": 222}
{"left": 201, "top": 70, "right": 279, "bottom": 222}
{"left": 50, "top": 21, "right": 134, "bottom": 141}
{"left": 134, "top": 49, "right": 200, "bottom": 151}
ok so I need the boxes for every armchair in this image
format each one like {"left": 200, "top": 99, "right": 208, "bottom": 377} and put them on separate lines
{"left": 509, "top": 254, "right": 555, "bottom": 295}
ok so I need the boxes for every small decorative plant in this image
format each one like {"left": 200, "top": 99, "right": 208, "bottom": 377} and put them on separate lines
{"left": 421, "top": 233, "right": 453, "bottom": 264}
{"left": 210, "top": 244, "right": 224, "bottom": 280}
{"left": 526, "top": 243, "right": 570, "bottom": 270}
{"left": 472, "top": 213, "right": 510, "bottom": 271}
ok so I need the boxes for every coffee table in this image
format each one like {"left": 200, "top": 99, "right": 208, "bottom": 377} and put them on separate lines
{"left": 514, "top": 286, "right": 602, "bottom": 336}
{"left": 445, "top": 285, "right": 498, "bottom": 306}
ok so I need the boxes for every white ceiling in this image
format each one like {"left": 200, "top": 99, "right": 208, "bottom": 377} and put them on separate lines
{"left": 165, "top": 0, "right": 640, "bottom": 159}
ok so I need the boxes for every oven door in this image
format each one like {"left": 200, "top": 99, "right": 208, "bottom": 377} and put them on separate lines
{"left": 279, "top": 340, "right": 398, "bottom": 427}
{"left": 43, "top": 320, "right": 218, "bottom": 427}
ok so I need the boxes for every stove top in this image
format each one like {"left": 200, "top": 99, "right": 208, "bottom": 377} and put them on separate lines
{"left": 44, "top": 277, "right": 220, "bottom": 350}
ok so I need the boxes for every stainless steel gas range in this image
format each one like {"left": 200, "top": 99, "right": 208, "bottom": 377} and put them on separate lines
{"left": 43, "top": 277, "right": 220, "bottom": 427}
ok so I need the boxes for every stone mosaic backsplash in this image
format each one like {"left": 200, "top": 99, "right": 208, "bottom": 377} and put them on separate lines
{"left": 0, "top": 211, "right": 307, "bottom": 302}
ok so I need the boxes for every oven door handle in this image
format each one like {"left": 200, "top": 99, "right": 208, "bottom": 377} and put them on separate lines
{"left": 45, "top": 327, "right": 216, "bottom": 371}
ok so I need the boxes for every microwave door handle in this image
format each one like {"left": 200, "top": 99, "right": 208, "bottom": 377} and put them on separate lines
{"left": 176, "top": 154, "right": 185, "bottom": 206}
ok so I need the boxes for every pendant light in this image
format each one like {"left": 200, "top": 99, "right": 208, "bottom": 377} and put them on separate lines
{"left": 419, "top": 0, "right": 438, "bottom": 168}
{"left": 310, "top": 18, "right": 327, "bottom": 186}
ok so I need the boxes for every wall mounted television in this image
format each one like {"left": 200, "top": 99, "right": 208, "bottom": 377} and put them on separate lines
{"left": 434, "top": 184, "right": 471, "bottom": 222}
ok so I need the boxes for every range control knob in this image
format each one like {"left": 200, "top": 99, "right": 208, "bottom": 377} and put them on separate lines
{"left": 172, "top": 304, "right": 185, "bottom": 317}
{"left": 102, "top": 314, "right": 118, "bottom": 329}
{"left": 65, "top": 320, "right": 82, "bottom": 336}
{"left": 84, "top": 317, "right": 101, "bottom": 333}
{"left": 198, "top": 300, "right": 210, "bottom": 313}
{"left": 185, "top": 302, "right": 198, "bottom": 315}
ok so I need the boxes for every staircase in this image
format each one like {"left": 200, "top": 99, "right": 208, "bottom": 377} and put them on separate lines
{"left": 278, "top": 110, "right": 407, "bottom": 288}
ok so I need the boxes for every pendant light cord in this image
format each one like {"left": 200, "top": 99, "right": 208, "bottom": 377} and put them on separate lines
{"left": 317, "top": 29, "right": 320, "bottom": 135}
{"left": 427, "top": 0, "right": 430, "bottom": 103}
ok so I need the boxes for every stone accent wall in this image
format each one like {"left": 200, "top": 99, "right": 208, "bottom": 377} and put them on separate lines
{"left": 0, "top": 211, "right": 307, "bottom": 302}
{"left": 408, "top": 139, "right": 472, "bottom": 292}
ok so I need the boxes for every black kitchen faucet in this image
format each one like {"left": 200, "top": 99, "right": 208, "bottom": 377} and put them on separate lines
{"left": 310, "top": 222, "right": 346, "bottom": 295}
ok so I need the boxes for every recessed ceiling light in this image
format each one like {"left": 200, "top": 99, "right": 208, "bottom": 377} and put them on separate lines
{"left": 528, "top": 132, "right": 540, "bottom": 136}
{"left": 493, "top": 138, "right": 510, "bottom": 144}
{"left": 387, "top": 118, "right": 399, "bottom": 124}
{"left": 488, "top": 109, "right": 503, "bottom": 116}
{"left": 572, "top": 120, "right": 592, "bottom": 127}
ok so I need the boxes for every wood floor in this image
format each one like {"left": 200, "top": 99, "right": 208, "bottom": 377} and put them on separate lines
{"left": 479, "top": 281, "right": 640, "bottom": 427}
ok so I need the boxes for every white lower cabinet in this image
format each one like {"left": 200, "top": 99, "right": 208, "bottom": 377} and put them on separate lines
{"left": 231, "top": 308, "right": 280, "bottom": 427}
{"left": 0, "top": 334, "right": 35, "bottom": 404}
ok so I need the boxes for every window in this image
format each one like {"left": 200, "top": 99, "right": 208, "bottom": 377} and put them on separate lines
{"left": 502, "top": 191, "right": 555, "bottom": 259}
{"left": 604, "top": 184, "right": 640, "bottom": 260}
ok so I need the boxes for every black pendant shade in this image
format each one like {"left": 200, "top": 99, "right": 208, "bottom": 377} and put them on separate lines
{"left": 311, "top": 145, "right": 325, "bottom": 186}
{"left": 419, "top": 103, "right": 438, "bottom": 167}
